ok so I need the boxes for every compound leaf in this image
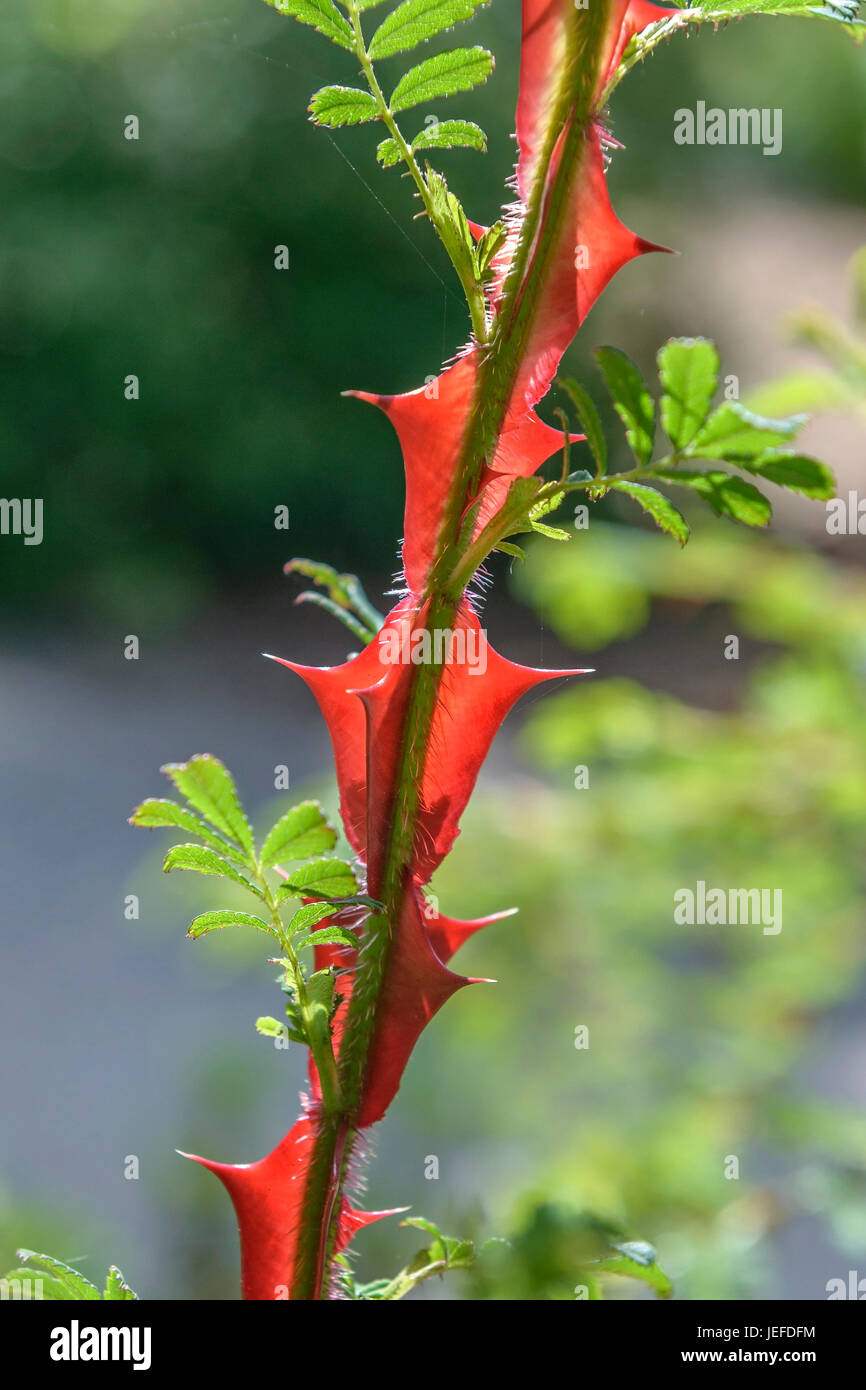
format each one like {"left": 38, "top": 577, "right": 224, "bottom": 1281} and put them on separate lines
{"left": 390, "top": 46, "right": 494, "bottom": 113}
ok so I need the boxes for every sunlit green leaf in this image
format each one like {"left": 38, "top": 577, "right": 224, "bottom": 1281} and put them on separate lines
{"left": 742, "top": 451, "right": 836, "bottom": 499}
{"left": 309, "top": 86, "right": 381, "bottom": 127}
{"left": 390, "top": 47, "right": 494, "bottom": 113}
{"left": 687, "top": 401, "right": 806, "bottom": 461}
{"left": 658, "top": 337, "right": 719, "bottom": 450}
{"left": 0, "top": 1268, "right": 69, "bottom": 1300}
{"left": 160, "top": 755, "right": 254, "bottom": 856}
{"left": 595, "top": 347, "right": 655, "bottom": 466}
{"left": 655, "top": 467, "right": 772, "bottom": 527}
{"left": 530, "top": 489, "right": 565, "bottom": 521}
{"left": 402, "top": 1215, "right": 443, "bottom": 1239}
{"left": 369, "top": 0, "right": 488, "bottom": 61}
{"left": 256, "top": 1015, "right": 288, "bottom": 1038}
{"left": 354, "top": 1218, "right": 478, "bottom": 1299}
{"left": 414, "top": 117, "right": 486, "bottom": 156}
{"left": 260, "top": 801, "right": 337, "bottom": 866}
{"left": 187, "top": 909, "right": 277, "bottom": 940}
{"left": 277, "top": 859, "right": 359, "bottom": 901}
{"left": 303, "top": 925, "right": 362, "bottom": 949}
{"left": 104, "top": 1266, "right": 138, "bottom": 1301}
{"left": 129, "top": 798, "right": 249, "bottom": 867}
{"left": 377, "top": 136, "right": 403, "bottom": 166}
{"left": 163, "top": 843, "right": 263, "bottom": 897}
{"left": 531, "top": 521, "right": 571, "bottom": 540}
{"left": 595, "top": 1240, "right": 673, "bottom": 1299}
{"left": 288, "top": 901, "right": 338, "bottom": 934}
{"left": 14, "top": 1251, "right": 100, "bottom": 1301}
{"left": 495, "top": 540, "right": 527, "bottom": 562}
{"left": 611, "top": 479, "right": 690, "bottom": 546}
{"left": 425, "top": 166, "right": 476, "bottom": 283}
{"left": 559, "top": 376, "right": 607, "bottom": 475}
{"left": 475, "top": 219, "right": 505, "bottom": 276}
{"left": 265, "top": 0, "right": 355, "bottom": 50}
{"left": 746, "top": 370, "right": 854, "bottom": 417}
{"left": 687, "top": 0, "right": 862, "bottom": 36}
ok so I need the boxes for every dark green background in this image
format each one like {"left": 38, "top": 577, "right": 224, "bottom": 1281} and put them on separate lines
{"left": 3, "top": 1, "right": 866, "bottom": 622}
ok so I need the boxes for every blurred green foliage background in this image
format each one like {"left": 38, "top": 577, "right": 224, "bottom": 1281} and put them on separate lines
{"left": 2, "top": 0, "right": 866, "bottom": 1300}
{"left": 3, "top": 0, "right": 866, "bottom": 620}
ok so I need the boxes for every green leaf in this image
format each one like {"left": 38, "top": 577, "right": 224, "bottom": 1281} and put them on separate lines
{"left": 413, "top": 117, "right": 486, "bottom": 156}
{"left": 595, "top": 1241, "right": 673, "bottom": 1299}
{"left": 610, "top": 480, "right": 690, "bottom": 546}
{"left": 15, "top": 1250, "right": 100, "bottom": 1301}
{"left": 616, "top": 1239, "right": 657, "bottom": 1266}
{"left": 284, "top": 557, "right": 384, "bottom": 635}
{"left": 288, "top": 901, "right": 338, "bottom": 934}
{"left": 441, "top": 1236, "right": 475, "bottom": 1267}
{"left": 160, "top": 755, "right": 254, "bottom": 857}
{"left": 128, "top": 798, "right": 249, "bottom": 867}
{"left": 402, "top": 1215, "right": 442, "bottom": 1239}
{"left": 359, "top": 1218, "right": 478, "bottom": 1299}
{"left": 379, "top": 122, "right": 489, "bottom": 171}
{"left": 369, "top": 0, "right": 487, "bottom": 60}
{"left": 163, "top": 844, "right": 264, "bottom": 897}
{"left": 595, "top": 347, "right": 655, "bottom": 466}
{"left": 307, "top": 967, "right": 337, "bottom": 1026}
{"left": 655, "top": 467, "right": 772, "bottom": 527}
{"left": 530, "top": 488, "right": 565, "bottom": 522}
{"left": 187, "top": 909, "right": 277, "bottom": 940}
{"left": 687, "top": 401, "right": 806, "bottom": 461}
{"left": 495, "top": 476, "right": 543, "bottom": 525}
{"left": 746, "top": 371, "right": 854, "bottom": 417}
{"left": 0, "top": 1268, "right": 70, "bottom": 1299}
{"left": 559, "top": 377, "right": 607, "bottom": 476}
{"left": 260, "top": 800, "right": 337, "bottom": 866}
{"left": 494, "top": 541, "right": 526, "bottom": 562}
{"left": 688, "top": 0, "right": 862, "bottom": 35}
{"left": 303, "top": 925, "right": 361, "bottom": 949}
{"left": 309, "top": 86, "right": 381, "bottom": 128}
{"left": 740, "top": 451, "right": 836, "bottom": 499}
{"left": 265, "top": 0, "right": 355, "bottom": 50}
{"left": 275, "top": 990, "right": 308, "bottom": 1044}
{"left": 377, "top": 137, "right": 403, "bottom": 167}
{"left": 104, "top": 1266, "right": 138, "bottom": 1301}
{"left": 293, "top": 590, "right": 376, "bottom": 643}
{"left": 390, "top": 46, "right": 494, "bottom": 114}
{"left": 425, "top": 166, "right": 476, "bottom": 281}
{"left": 657, "top": 337, "right": 720, "bottom": 451}
{"left": 277, "top": 858, "right": 359, "bottom": 901}
{"left": 256, "top": 1015, "right": 288, "bottom": 1038}
{"left": 531, "top": 521, "right": 571, "bottom": 541}
{"left": 475, "top": 219, "right": 506, "bottom": 276}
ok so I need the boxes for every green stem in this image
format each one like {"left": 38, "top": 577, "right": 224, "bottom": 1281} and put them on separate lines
{"left": 254, "top": 866, "right": 345, "bottom": 1115}
{"left": 345, "top": 0, "right": 489, "bottom": 343}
